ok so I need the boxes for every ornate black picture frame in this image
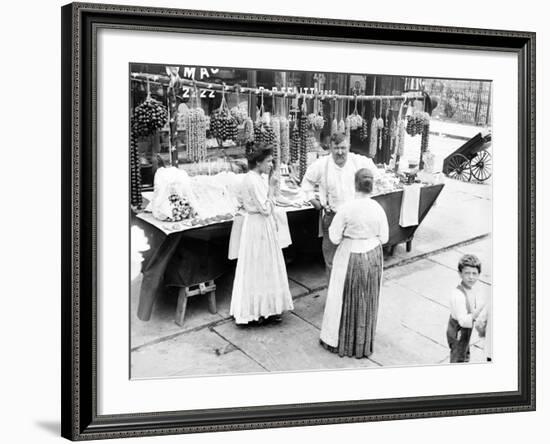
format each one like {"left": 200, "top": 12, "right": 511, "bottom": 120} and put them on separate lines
{"left": 61, "top": 2, "right": 535, "bottom": 440}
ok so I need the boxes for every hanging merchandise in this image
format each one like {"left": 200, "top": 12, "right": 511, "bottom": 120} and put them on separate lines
{"left": 406, "top": 109, "right": 429, "bottom": 136}
{"left": 132, "top": 83, "right": 169, "bottom": 138}
{"left": 331, "top": 100, "right": 338, "bottom": 136}
{"left": 230, "top": 88, "right": 248, "bottom": 124}
{"left": 243, "top": 117, "right": 254, "bottom": 143}
{"left": 253, "top": 90, "right": 276, "bottom": 147}
{"left": 271, "top": 116, "right": 281, "bottom": 164}
{"left": 348, "top": 96, "right": 363, "bottom": 130}
{"left": 419, "top": 119, "right": 431, "bottom": 169}
{"left": 176, "top": 102, "right": 189, "bottom": 132}
{"left": 307, "top": 95, "right": 325, "bottom": 131}
{"left": 338, "top": 106, "right": 346, "bottom": 133}
{"left": 359, "top": 101, "right": 369, "bottom": 142}
{"left": 369, "top": 116, "right": 379, "bottom": 158}
{"left": 377, "top": 100, "right": 385, "bottom": 152}
{"left": 299, "top": 96, "right": 308, "bottom": 181}
{"left": 290, "top": 119, "right": 300, "bottom": 163}
{"left": 390, "top": 115, "right": 398, "bottom": 154}
{"left": 210, "top": 87, "right": 239, "bottom": 142}
{"left": 240, "top": 90, "right": 254, "bottom": 143}
{"left": 130, "top": 123, "right": 143, "bottom": 209}
{"left": 280, "top": 114, "right": 290, "bottom": 164}
{"left": 186, "top": 88, "right": 207, "bottom": 162}
{"left": 397, "top": 118, "right": 406, "bottom": 157}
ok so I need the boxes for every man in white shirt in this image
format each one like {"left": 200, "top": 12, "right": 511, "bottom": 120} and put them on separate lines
{"left": 301, "top": 132, "right": 378, "bottom": 278}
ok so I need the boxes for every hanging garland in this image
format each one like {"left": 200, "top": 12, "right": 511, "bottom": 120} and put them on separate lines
{"left": 280, "top": 115, "right": 290, "bottom": 164}
{"left": 298, "top": 96, "right": 308, "bottom": 181}
{"left": 129, "top": 121, "right": 143, "bottom": 209}
{"left": 369, "top": 116, "right": 379, "bottom": 158}
{"left": 186, "top": 88, "right": 207, "bottom": 162}
{"left": 290, "top": 119, "right": 300, "bottom": 163}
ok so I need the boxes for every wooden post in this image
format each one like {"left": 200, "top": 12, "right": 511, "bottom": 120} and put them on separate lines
{"left": 175, "top": 288, "right": 188, "bottom": 327}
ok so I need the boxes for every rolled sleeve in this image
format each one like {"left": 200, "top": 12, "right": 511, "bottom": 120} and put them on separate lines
{"left": 301, "top": 159, "right": 322, "bottom": 201}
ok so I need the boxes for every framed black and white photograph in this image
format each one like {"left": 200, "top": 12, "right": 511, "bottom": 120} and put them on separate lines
{"left": 61, "top": 2, "right": 535, "bottom": 440}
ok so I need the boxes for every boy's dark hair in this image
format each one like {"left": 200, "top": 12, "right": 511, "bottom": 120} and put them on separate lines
{"left": 458, "top": 254, "right": 481, "bottom": 273}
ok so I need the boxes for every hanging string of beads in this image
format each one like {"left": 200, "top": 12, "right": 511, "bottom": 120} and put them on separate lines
{"left": 186, "top": 86, "right": 207, "bottom": 162}
{"left": 289, "top": 109, "right": 300, "bottom": 164}
{"left": 420, "top": 118, "right": 430, "bottom": 170}
{"left": 298, "top": 95, "right": 309, "bottom": 181}
{"left": 129, "top": 117, "right": 143, "bottom": 209}
{"left": 279, "top": 96, "right": 290, "bottom": 164}
{"left": 360, "top": 99, "right": 369, "bottom": 141}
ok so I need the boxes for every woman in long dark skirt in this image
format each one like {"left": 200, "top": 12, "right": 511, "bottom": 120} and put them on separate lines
{"left": 320, "top": 168, "right": 389, "bottom": 358}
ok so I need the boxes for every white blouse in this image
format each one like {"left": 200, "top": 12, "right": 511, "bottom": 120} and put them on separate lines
{"left": 240, "top": 171, "right": 273, "bottom": 216}
{"left": 328, "top": 196, "right": 389, "bottom": 245}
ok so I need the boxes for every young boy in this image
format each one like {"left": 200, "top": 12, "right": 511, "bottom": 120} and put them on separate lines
{"left": 447, "top": 254, "right": 486, "bottom": 363}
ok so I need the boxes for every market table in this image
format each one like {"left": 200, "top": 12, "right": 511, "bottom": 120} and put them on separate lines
{"left": 134, "top": 183, "right": 444, "bottom": 321}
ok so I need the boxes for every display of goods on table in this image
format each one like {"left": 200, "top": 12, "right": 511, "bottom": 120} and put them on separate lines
{"left": 149, "top": 167, "right": 242, "bottom": 226}
{"left": 275, "top": 176, "right": 308, "bottom": 207}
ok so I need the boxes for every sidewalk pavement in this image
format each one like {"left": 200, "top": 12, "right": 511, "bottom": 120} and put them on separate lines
{"left": 130, "top": 175, "right": 492, "bottom": 378}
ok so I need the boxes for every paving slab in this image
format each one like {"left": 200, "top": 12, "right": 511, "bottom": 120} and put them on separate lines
{"left": 291, "top": 290, "right": 327, "bottom": 329}
{"left": 379, "top": 283, "right": 451, "bottom": 347}
{"left": 131, "top": 327, "right": 266, "bottom": 378}
{"left": 213, "top": 312, "right": 378, "bottom": 372}
{"left": 131, "top": 275, "right": 223, "bottom": 349}
{"left": 286, "top": 260, "right": 328, "bottom": 291}
{"left": 369, "top": 322, "right": 450, "bottom": 367}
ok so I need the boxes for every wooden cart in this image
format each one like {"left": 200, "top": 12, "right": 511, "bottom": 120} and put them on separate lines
{"left": 443, "top": 132, "right": 492, "bottom": 182}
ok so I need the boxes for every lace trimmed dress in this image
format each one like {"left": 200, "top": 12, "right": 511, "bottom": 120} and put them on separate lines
{"left": 229, "top": 171, "right": 294, "bottom": 324}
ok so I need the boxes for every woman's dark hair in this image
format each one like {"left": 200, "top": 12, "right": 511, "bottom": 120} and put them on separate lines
{"left": 355, "top": 168, "right": 374, "bottom": 194}
{"left": 458, "top": 254, "right": 481, "bottom": 273}
{"left": 246, "top": 141, "right": 273, "bottom": 170}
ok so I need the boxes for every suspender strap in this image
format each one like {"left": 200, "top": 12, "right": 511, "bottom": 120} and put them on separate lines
{"left": 456, "top": 284, "right": 473, "bottom": 314}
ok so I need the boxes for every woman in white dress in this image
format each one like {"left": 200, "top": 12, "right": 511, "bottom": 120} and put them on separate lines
{"left": 320, "top": 168, "right": 389, "bottom": 358}
{"left": 230, "top": 143, "right": 294, "bottom": 325}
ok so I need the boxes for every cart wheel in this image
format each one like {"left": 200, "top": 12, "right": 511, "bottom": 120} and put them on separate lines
{"left": 470, "top": 150, "right": 492, "bottom": 182}
{"left": 447, "top": 153, "right": 472, "bottom": 182}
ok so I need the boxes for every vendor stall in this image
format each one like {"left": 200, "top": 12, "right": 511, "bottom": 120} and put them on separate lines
{"left": 134, "top": 182, "right": 443, "bottom": 321}
{"left": 129, "top": 66, "right": 443, "bottom": 322}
